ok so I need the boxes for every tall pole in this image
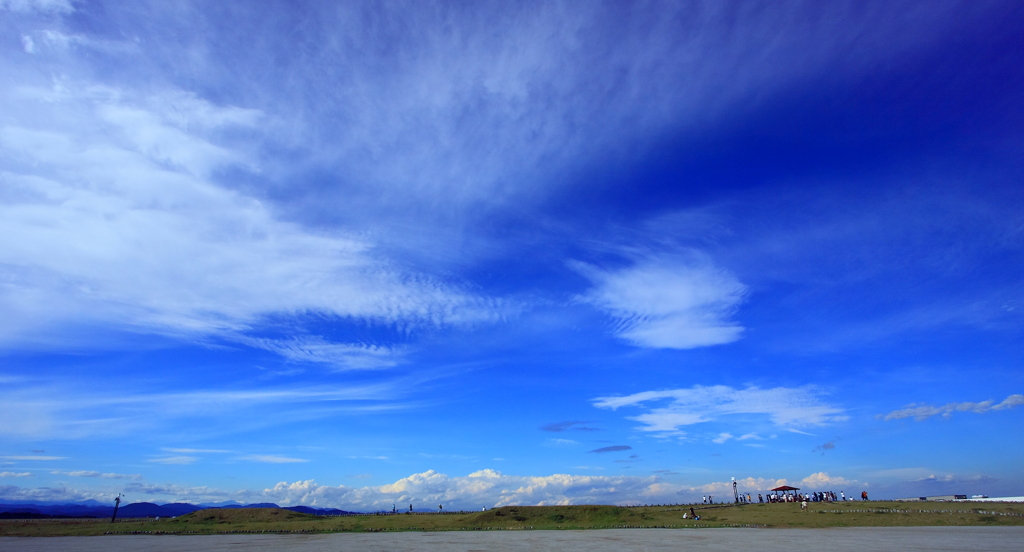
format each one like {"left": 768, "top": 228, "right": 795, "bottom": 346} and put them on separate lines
{"left": 732, "top": 478, "right": 739, "bottom": 503}
{"left": 111, "top": 494, "right": 123, "bottom": 523}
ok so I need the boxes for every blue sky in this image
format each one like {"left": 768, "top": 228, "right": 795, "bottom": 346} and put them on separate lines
{"left": 1, "top": 0, "right": 1022, "bottom": 509}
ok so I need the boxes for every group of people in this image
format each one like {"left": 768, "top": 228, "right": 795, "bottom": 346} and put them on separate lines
{"left": 770, "top": 490, "right": 845, "bottom": 503}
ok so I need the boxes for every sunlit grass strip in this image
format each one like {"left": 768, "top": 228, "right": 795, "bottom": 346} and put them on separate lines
{"left": 3, "top": 502, "right": 1022, "bottom": 537}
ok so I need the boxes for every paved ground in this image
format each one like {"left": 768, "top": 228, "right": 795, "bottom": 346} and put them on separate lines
{"left": 2, "top": 526, "right": 1023, "bottom": 551}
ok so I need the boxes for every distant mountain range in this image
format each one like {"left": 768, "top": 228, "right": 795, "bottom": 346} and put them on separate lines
{"left": 0, "top": 501, "right": 355, "bottom": 519}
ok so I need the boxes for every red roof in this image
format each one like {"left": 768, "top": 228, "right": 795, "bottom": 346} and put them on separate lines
{"left": 771, "top": 485, "right": 800, "bottom": 491}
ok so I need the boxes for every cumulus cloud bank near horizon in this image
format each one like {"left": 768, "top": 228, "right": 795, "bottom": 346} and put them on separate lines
{"left": 594, "top": 385, "right": 847, "bottom": 435}
{"left": 0, "top": 469, "right": 861, "bottom": 509}
{"left": 883, "top": 394, "right": 1024, "bottom": 421}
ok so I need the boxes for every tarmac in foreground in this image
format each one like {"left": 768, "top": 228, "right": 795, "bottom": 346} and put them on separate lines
{"left": 2, "top": 526, "right": 1023, "bottom": 552}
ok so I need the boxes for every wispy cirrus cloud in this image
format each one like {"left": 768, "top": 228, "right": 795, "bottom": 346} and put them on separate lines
{"left": 0, "top": 0, "right": 73, "bottom": 14}
{"left": 237, "top": 336, "right": 402, "bottom": 371}
{"left": 0, "top": 79, "right": 507, "bottom": 360}
{"left": 0, "top": 0, "right": 972, "bottom": 359}
{"left": 50, "top": 470, "right": 141, "bottom": 480}
{"left": 237, "top": 455, "right": 308, "bottom": 464}
{"left": 147, "top": 456, "right": 197, "bottom": 465}
{"left": 162, "top": 448, "right": 231, "bottom": 454}
{"left": 0, "top": 376, "right": 409, "bottom": 440}
{"left": 576, "top": 255, "right": 747, "bottom": 349}
{"left": 0, "top": 472, "right": 32, "bottom": 478}
{"left": 594, "top": 385, "right": 847, "bottom": 435}
{"left": 883, "top": 394, "right": 1024, "bottom": 421}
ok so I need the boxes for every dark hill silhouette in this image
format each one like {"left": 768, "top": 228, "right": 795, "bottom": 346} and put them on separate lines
{"left": 0, "top": 501, "right": 355, "bottom": 518}
{"left": 283, "top": 505, "right": 352, "bottom": 515}
{"left": 160, "top": 502, "right": 204, "bottom": 516}
{"left": 118, "top": 502, "right": 187, "bottom": 518}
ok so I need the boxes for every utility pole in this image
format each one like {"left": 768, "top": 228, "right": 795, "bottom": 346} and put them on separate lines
{"left": 111, "top": 493, "right": 124, "bottom": 523}
{"left": 732, "top": 477, "right": 739, "bottom": 503}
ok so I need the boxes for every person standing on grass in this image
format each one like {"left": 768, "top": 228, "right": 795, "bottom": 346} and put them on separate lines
{"left": 702, "top": 495, "right": 706, "bottom": 505}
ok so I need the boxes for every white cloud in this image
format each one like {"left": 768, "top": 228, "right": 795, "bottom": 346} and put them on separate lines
{"left": 50, "top": 470, "right": 141, "bottom": 480}
{"left": 883, "top": 393, "right": 1024, "bottom": 421}
{"left": 576, "top": 255, "right": 747, "bottom": 349}
{"left": 0, "top": 456, "right": 66, "bottom": 461}
{"left": 0, "top": 469, "right": 863, "bottom": 508}
{"left": 692, "top": 473, "right": 858, "bottom": 495}
{"left": 0, "top": 0, "right": 73, "bottom": 14}
{"left": 147, "top": 456, "right": 198, "bottom": 465}
{"left": 0, "top": 2, "right": 979, "bottom": 359}
{"left": 0, "top": 379, "right": 406, "bottom": 440}
{"left": 713, "top": 432, "right": 763, "bottom": 444}
{"left": 690, "top": 477, "right": 788, "bottom": 495}
{"left": 910, "top": 473, "right": 995, "bottom": 487}
{"left": 260, "top": 470, "right": 858, "bottom": 509}
{"left": 77, "top": 470, "right": 663, "bottom": 509}
{"left": 162, "top": 448, "right": 231, "bottom": 454}
{"left": 260, "top": 470, "right": 668, "bottom": 509}
{"left": 594, "top": 385, "right": 847, "bottom": 434}
{"left": 0, "top": 472, "right": 32, "bottom": 478}
{"left": 179, "top": 2, "right": 968, "bottom": 219}
{"left": 544, "top": 439, "right": 580, "bottom": 447}
{"left": 0, "top": 80, "right": 506, "bottom": 359}
{"left": 801, "top": 472, "right": 856, "bottom": 488}
{"left": 237, "top": 455, "right": 308, "bottom": 464}
{"left": 238, "top": 336, "right": 402, "bottom": 371}
{"left": 0, "top": 484, "right": 111, "bottom": 504}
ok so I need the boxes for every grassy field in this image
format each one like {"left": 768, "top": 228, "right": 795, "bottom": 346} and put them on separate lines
{"left": 2, "top": 501, "right": 1022, "bottom": 537}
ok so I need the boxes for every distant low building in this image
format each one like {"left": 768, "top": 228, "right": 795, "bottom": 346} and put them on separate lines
{"left": 893, "top": 494, "right": 1024, "bottom": 502}
{"left": 894, "top": 495, "right": 967, "bottom": 502}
